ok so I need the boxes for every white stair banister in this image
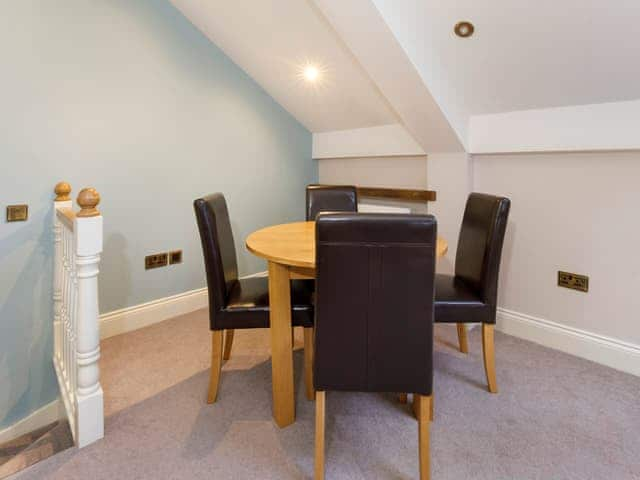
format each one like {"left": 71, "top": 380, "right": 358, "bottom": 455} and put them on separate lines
{"left": 53, "top": 183, "right": 104, "bottom": 448}
{"left": 53, "top": 182, "right": 72, "bottom": 393}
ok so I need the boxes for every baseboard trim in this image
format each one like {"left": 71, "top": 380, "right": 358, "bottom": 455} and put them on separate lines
{"left": 0, "top": 399, "right": 64, "bottom": 444}
{"left": 100, "top": 288, "right": 208, "bottom": 339}
{"left": 99, "top": 271, "right": 268, "bottom": 340}
{"left": 497, "top": 308, "right": 640, "bottom": 377}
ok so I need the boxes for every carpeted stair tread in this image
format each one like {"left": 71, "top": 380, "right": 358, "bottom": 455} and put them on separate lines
{"left": 0, "top": 420, "right": 73, "bottom": 479}
{"left": 0, "top": 422, "right": 59, "bottom": 467}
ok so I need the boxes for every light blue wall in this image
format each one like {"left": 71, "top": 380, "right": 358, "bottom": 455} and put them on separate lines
{"left": 0, "top": 0, "right": 316, "bottom": 429}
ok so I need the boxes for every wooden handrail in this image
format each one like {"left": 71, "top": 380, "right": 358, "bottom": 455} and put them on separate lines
{"left": 56, "top": 208, "right": 76, "bottom": 230}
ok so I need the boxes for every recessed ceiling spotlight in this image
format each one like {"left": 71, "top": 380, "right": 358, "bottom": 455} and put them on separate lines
{"left": 454, "top": 21, "right": 475, "bottom": 38}
{"left": 303, "top": 65, "right": 320, "bottom": 82}
{"left": 296, "top": 61, "right": 328, "bottom": 88}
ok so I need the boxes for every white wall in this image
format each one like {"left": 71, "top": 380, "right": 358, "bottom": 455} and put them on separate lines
{"left": 473, "top": 151, "right": 640, "bottom": 349}
{"left": 313, "top": 125, "right": 424, "bottom": 159}
{"left": 469, "top": 100, "right": 640, "bottom": 154}
{"left": 427, "top": 153, "right": 472, "bottom": 274}
{"left": 318, "top": 156, "right": 427, "bottom": 187}
{"left": 318, "top": 155, "right": 429, "bottom": 213}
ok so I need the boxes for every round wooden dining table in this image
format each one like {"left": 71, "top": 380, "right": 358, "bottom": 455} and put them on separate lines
{"left": 246, "top": 221, "right": 448, "bottom": 428}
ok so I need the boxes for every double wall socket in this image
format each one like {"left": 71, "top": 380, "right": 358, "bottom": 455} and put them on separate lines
{"left": 145, "top": 253, "right": 168, "bottom": 270}
{"left": 145, "top": 250, "right": 182, "bottom": 270}
{"left": 558, "top": 271, "right": 589, "bottom": 293}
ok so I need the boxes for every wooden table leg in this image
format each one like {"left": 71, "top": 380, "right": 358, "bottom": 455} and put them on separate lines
{"left": 268, "top": 261, "right": 295, "bottom": 427}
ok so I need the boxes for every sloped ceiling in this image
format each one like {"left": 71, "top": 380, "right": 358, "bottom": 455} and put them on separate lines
{"left": 373, "top": 0, "right": 640, "bottom": 115}
{"left": 170, "top": 0, "right": 640, "bottom": 153}
{"left": 311, "top": 0, "right": 465, "bottom": 152}
{"left": 169, "top": 0, "right": 397, "bottom": 132}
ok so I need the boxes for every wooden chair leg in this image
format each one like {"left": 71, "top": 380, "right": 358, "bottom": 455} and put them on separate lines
{"left": 315, "top": 391, "right": 326, "bottom": 480}
{"left": 482, "top": 324, "right": 498, "bottom": 393}
{"left": 304, "top": 327, "right": 315, "bottom": 401}
{"left": 398, "top": 393, "right": 408, "bottom": 404}
{"left": 456, "top": 323, "right": 469, "bottom": 353}
{"left": 413, "top": 393, "right": 434, "bottom": 422}
{"left": 207, "top": 331, "right": 224, "bottom": 403}
{"left": 417, "top": 394, "right": 432, "bottom": 480}
{"left": 223, "top": 329, "right": 234, "bottom": 361}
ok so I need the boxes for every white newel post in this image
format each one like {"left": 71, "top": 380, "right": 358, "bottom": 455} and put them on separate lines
{"left": 73, "top": 188, "right": 104, "bottom": 448}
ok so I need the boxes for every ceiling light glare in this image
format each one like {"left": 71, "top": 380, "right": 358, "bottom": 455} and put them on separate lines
{"left": 303, "top": 65, "right": 320, "bottom": 82}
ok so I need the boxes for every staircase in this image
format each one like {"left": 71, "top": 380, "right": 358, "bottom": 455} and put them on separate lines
{"left": 0, "top": 421, "right": 73, "bottom": 479}
{"left": 0, "top": 183, "right": 105, "bottom": 478}
{"left": 53, "top": 182, "right": 104, "bottom": 448}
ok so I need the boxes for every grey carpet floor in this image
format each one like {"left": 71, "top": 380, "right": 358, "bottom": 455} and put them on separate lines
{"left": 15, "top": 309, "right": 640, "bottom": 480}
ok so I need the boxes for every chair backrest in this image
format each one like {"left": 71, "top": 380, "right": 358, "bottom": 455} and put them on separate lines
{"left": 193, "top": 193, "right": 238, "bottom": 322}
{"left": 314, "top": 213, "right": 436, "bottom": 396}
{"left": 455, "top": 193, "right": 511, "bottom": 307}
{"left": 306, "top": 185, "right": 358, "bottom": 221}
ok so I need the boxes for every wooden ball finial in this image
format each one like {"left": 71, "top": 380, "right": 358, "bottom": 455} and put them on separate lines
{"left": 54, "top": 182, "right": 72, "bottom": 201}
{"left": 76, "top": 188, "right": 101, "bottom": 218}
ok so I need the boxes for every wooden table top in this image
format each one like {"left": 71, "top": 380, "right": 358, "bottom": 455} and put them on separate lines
{"left": 246, "top": 221, "right": 448, "bottom": 269}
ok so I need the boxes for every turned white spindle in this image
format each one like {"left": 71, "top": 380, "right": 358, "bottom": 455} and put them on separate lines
{"left": 53, "top": 182, "right": 72, "bottom": 370}
{"left": 63, "top": 227, "right": 68, "bottom": 385}
{"left": 70, "top": 236, "right": 78, "bottom": 400}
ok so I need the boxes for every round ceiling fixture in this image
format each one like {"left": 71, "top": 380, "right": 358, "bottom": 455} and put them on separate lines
{"left": 454, "top": 21, "right": 475, "bottom": 38}
{"left": 303, "top": 65, "right": 320, "bottom": 82}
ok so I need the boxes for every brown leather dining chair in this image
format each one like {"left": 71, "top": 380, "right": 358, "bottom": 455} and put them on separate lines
{"left": 313, "top": 213, "right": 437, "bottom": 480}
{"left": 305, "top": 185, "right": 358, "bottom": 221}
{"left": 435, "top": 193, "right": 510, "bottom": 393}
{"left": 193, "top": 193, "right": 315, "bottom": 403}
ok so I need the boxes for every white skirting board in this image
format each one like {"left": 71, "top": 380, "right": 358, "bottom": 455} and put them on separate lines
{"left": 496, "top": 308, "right": 640, "bottom": 377}
{"left": 0, "top": 399, "right": 64, "bottom": 444}
{"left": 99, "top": 272, "right": 268, "bottom": 340}
{"left": 98, "top": 280, "right": 640, "bottom": 375}
{"left": 100, "top": 288, "right": 209, "bottom": 340}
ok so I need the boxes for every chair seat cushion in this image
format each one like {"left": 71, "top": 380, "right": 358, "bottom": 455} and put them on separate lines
{"left": 434, "top": 274, "right": 494, "bottom": 324}
{"left": 215, "top": 276, "right": 314, "bottom": 330}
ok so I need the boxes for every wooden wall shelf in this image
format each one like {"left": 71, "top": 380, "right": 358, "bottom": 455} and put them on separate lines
{"left": 314, "top": 184, "right": 436, "bottom": 203}
{"left": 356, "top": 186, "right": 436, "bottom": 202}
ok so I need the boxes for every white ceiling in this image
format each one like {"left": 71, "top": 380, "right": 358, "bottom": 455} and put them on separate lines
{"left": 169, "top": 0, "right": 397, "bottom": 132}
{"left": 170, "top": 0, "right": 640, "bottom": 152}
{"left": 312, "top": 0, "right": 465, "bottom": 152}
{"left": 373, "top": 0, "right": 640, "bottom": 115}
